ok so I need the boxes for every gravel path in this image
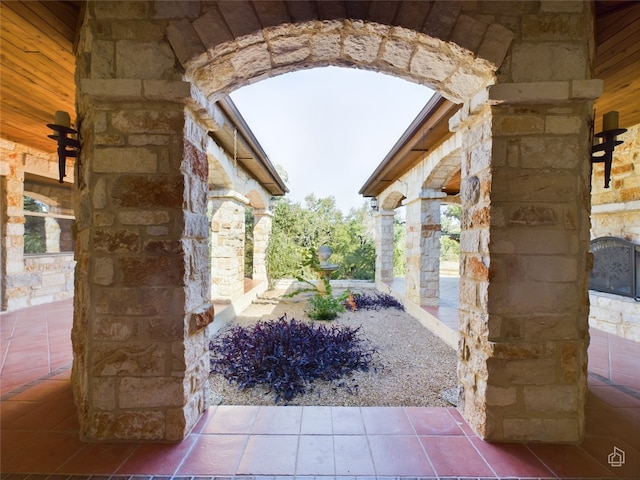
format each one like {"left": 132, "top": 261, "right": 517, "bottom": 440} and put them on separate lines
{"left": 208, "top": 285, "right": 458, "bottom": 407}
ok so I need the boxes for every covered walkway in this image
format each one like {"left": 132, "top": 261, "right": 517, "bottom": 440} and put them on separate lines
{"left": 2, "top": 288, "right": 638, "bottom": 478}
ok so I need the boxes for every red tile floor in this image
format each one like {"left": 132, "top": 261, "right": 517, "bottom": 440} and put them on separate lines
{"left": 2, "top": 298, "right": 639, "bottom": 479}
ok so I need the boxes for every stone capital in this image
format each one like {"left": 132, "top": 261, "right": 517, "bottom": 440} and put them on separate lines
{"left": 208, "top": 189, "right": 249, "bottom": 205}
{"left": 375, "top": 209, "right": 396, "bottom": 217}
{"left": 80, "top": 79, "right": 192, "bottom": 103}
{"left": 488, "top": 80, "right": 603, "bottom": 104}
{"left": 404, "top": 189, "right": 447, "bottom": 205}
{"left": 253, "top": 209, "right": 274, "bottom": 218}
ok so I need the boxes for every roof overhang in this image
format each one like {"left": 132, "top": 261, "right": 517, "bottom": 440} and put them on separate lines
{"left": 209, "top": 96, "right": 289, "bottom": 197}
{"left": 358, "top": 94, "right": 461, "bottom": 199}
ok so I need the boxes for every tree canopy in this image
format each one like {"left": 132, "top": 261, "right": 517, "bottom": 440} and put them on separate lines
{"left": 265, "top": 195, "right": 376, "bottom": 283}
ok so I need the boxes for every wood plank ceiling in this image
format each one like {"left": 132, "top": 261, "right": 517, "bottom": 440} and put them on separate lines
{"left": 0, "top": 1, "right": 637, "bottom": 197}
{"left": 593, "top": 0, "right": 640, "bottom": 132}
{"left": 0, "top": 1, "right": 80, "bottom": 153}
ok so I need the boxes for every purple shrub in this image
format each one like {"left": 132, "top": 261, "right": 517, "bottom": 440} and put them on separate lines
{"left": 345, "top": 292, "right": 405, "bottom": 311}
{"left": 209, "top": 315, "right": 377, "bottom": 403}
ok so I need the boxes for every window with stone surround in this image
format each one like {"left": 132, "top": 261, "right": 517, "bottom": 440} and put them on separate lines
{"left": 23, "top": 174, "right": 74, "bottom": 255}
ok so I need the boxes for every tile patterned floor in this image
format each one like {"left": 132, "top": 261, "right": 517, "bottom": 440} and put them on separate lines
{"left": 2, "top": 298, "right": 639, "bottom": 479}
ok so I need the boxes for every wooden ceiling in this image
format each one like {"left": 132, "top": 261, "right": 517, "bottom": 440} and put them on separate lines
{"left": 0, "top": 1, "right": 80, "bottom": 153}
{"left": 592, "top": 0, "right": 640, "bottom": 132}
{"left": 1, "top": 0, "right": 637, "bottom": 184}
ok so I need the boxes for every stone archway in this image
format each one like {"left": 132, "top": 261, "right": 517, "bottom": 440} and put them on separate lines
{"left": 73, "top": 1, "right": 599, "bottom": 443}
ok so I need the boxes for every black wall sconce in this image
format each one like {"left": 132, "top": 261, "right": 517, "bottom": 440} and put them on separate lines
{"left": 370, "top": 197, "right": 379, "bottom": 211}
{"left": 47, "top": 111, "right": 80, "bottom": 183}
{"left": 591, "top": 111, "right": 627, "bottom": 189}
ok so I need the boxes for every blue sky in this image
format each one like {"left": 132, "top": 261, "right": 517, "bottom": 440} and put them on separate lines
{"left": 230, "top": 66, "right": 434, "bottom": 214}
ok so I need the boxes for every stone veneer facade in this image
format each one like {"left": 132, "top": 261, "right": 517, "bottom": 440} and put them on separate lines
{"left": 589, "top": 124, "right": 640, "bottom": 341}
{"left": 0, "top": 140, "right": 76, "bottom": 311}
{"left": 68, "top": 0, "right": 602, "bottom": 443}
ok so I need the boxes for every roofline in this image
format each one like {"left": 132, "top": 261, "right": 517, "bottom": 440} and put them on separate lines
{"left": 358, "top": 93, "right": 452, "bottom": 197}
{"left": 217, "top": 96, "right": 289, "bottom": 195}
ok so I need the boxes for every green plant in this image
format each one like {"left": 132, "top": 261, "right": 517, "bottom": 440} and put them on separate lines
{"left": 284, "top": 246, "right": 351, "bottom": 320}
{"left": 306, "top": 287, "right": 349, "bottom": 320}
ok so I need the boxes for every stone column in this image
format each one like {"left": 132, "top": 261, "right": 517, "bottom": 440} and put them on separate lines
{"left": 209, "top": 190, "right": 248, "bottom": 302}
{"left": 71, "top": 2, "right": 213, "bottom": 441}
{"left": 252, "top": 209, "right": 273, "bottom": 283}
{"left": 404, "top": 190, "right": 446, "bottom": 308}
{"left": 447, "top": 0, "right": 603, "bottom": 443}
{"left": 72, "top": 88, "right": 213, "bottom": 441}
{"left": 374, "top": 209, "right": 395, "bottom": 284}
{"left": 455, "top": 77, "right": 602, "bottom": 442}
{"left": 0, "top": 150, "right": 25, "bottom": 311}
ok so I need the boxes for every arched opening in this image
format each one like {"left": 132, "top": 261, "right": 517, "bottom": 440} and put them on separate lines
{"left": 187, "top": 17, "right": 497, "bottom": 440}
{"left": 70, "top": 2, "right": 599, "bottom": 445}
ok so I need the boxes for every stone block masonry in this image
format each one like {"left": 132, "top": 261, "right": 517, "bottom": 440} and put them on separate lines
{"left": 73, "top": 15, "right": 212, "bottom": 436}
{"left": 65, "top": 0, "right": 601, "bottom": 444}
{"left": 0, "top": 140, "right": 75, "bottom": 311}
{"left": 209, "top": 193, "right": 248, "bottom": 303}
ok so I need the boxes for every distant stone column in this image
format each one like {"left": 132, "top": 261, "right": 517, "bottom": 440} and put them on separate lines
{"left": 374, "top": 209, "right": 395, "bottom": 284}
{"left": 44, "top": 217, "right": 61, "bottom": 253}
{"left": 252, "top": 209, "right": 273, "bottom": 283}
{"left": 0, "top": 151, "right": 26, "bottom": 311}
{"left": 404, "top": 190, "right": 446, "bottom": 308}
{"left": 209, "top": 190, "right": 249, "bottom": 302}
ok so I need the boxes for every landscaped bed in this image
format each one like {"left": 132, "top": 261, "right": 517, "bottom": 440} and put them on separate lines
{"left": 208, "top": 286, "right": 458, "bottom": 407}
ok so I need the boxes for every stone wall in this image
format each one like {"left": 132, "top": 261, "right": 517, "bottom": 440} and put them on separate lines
{"left": 185, "top": 107, "right": 274, "bottom": 303}
{"left": 589, "top": 292, "right": 639, "bottom": 342}
{"left": 589, "top": 121, "right": 639, "bottom": 262}
{"left": 369, "top": 0, "right": 599, "bottom": 442}
{"left": 0, "top": 139, "right": 75, "bottom": 311}
{"left": 591, "top": 124, "right": 640, "bottom": 241}
{"left": 589, "top": 122, "right": 639, "bottom": 342}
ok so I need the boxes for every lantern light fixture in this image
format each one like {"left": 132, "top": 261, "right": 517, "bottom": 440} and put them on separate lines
{"left": 370, "top": 197, "right": 379, "bottom": 211}
{"left": 591, "top": 111, "right": 627, "bottom": 189}
{"left": 47, "top": 110, "right": 80, "bottom": 183}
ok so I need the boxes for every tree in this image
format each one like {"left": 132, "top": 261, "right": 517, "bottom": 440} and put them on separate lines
{"left": 244, "top": 207, "right": 254, "bottom": 278}
{"left": 441, "top": 204, "right": 461, "bottom": 241}
{"left": 333, "top": 203, "right": 376, "bottom": 279}
{"left": 266, "top": 198, "right": 305, "bottom": 284}
{"left": 440, "top": 204, "right": 461, "bottom": 260}
{"left": 393, "top": 210, "right": 406, "bottom": 275}
{"left": 266, "top": 196, "right": 376, "bottom": 283}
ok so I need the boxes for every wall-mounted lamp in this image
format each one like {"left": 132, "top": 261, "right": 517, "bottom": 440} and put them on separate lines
{"left": 370, "top": 197, "right": 379, "bottom": 211}
{"left": 47, "top": 111, "right": 80, "bottom": 183}
{"left": 591, "top": 111, "right": 627, "bottom": 189}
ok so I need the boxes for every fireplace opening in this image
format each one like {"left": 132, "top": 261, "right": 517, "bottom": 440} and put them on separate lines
{"left": 589, "top": 237, "right": 640, "bottom": 300}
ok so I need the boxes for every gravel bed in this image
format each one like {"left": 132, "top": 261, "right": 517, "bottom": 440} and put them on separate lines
{"left": 208, "top": 287, "right": 458, "bottom": 407}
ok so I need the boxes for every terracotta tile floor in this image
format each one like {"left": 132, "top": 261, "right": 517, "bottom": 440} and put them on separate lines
{"left": 2, "top": 298, "right": 639, "bottom": 479}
